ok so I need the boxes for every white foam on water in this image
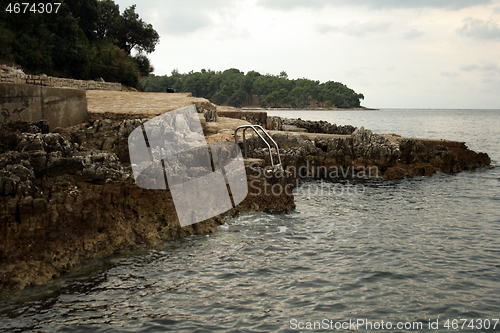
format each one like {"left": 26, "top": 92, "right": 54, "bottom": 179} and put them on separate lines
{"left": 278, "top": 226, "right": 287, "bottom": 233}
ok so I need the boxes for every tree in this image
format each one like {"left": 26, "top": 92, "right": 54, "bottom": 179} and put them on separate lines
{"left": 0, "top": 24, "right": 14, "bottom": 63}
{"left": 227, "top": 89, "right": 247, "bottom": 108}
{"left": 141, "top": 68, "right": 364, "bottom": 108}
{"left": 252, "top": 75, "right": 270, "bottom": 104}
{"left": 95, "top": 0, "right": 120, "bottom": 40}
{"left": 95, "top": 43, "right": 139, "bottom": 87}
{"left": 276, "top": 88, "right": 290, "bottom": 106}
{"left": 110, "top": 5, "right": 159, "bottom": 54}
{"left": 65, "top": 0, "right": 99, "bottom": 41}
{"left": 171, "top": 68, "right": 180, "bottom": 77}
{"left": 264, "top": 91, "right": 280, "bottom": 107}
{"left": 0, "top": 0, "right": 159, "bottom": 88}
{"left": 183, "top": 73, "right": 202, "bottom": 97}
{"left": 133, "top": 53, "right": 154, "bottom": 77}
{"left": 212, "top": 92, "right": 227, "bottom": 106}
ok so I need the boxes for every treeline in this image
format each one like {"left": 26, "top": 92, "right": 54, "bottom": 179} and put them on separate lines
{"left": 0, "top": 0, "right": 159, "bottom": 88}
{"left": 142, "top": 69, "right": 364, "bottom": 108}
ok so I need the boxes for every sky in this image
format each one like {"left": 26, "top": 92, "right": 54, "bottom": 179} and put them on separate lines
{"left": 115, "top": 0, "right": 500, "bottom": 109}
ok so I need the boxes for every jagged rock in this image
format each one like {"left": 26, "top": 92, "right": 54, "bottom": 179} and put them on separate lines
{"left": 194, "top": 100, "right": 217, "bottom": 112}
{"left": 241, "top": 123, "right": 489, "bottom": 181}
{"left": 47, "top": 154, "right": 85, "bottom": 176}
{"left": 1, "top": 121, "right": 43, "bottom": 134}
{"left": 266, "top": 116, "right": 283, "bottom": 131}
{"left": 2, "top": 65, "right": 25, "bottom": 75}
{"left": 283, "top": 118, "right": 356, "bottom": 135}
{"left": 34, "top": 120, "right": 50, "bottom": 134}
{"left": 352, "top": 127, "right": 400, "bottom": 166}
{"left": 399, "top": 138, "right": 426, "bottom": 164}
{"left": 1, "top": 111, "right": 490, "bottom": 295}
{"left": 203, "top": 109, "right": 218, "bottom": 122}
{"left": 0, "top": 120, "right": 295, "bottom": 295}
{"left": 282, "top": 124, "right": 307, "bottom": 132}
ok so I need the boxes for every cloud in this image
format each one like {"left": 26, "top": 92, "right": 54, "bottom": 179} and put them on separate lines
{"left": 316, "top": 21, "right": 392, "bottom": 37}
{"left": 460, "top": 64, "right": 479, "bottom": 71}
{"left": 402, "top": 28, "right": 425, "bottom": 39}
{"left": 482, "top": 63, "right": 499, "bottom": 71}
{"left": 134, "top": 0, "right": 238, "bottom": 35}
{"left": 161, "top": 9, "right": 212, "bottom": 34}
{"left": 441, "top": 71, "right": 460, "bottom": 78}
{"left": 460, "top": 62, "right": 499, "bottom": 73}
{"left": 258, "top": 0, "right": 493, "bottom": 11}
{"left": 458, "top": 18, "right": 500, "bottom": 41}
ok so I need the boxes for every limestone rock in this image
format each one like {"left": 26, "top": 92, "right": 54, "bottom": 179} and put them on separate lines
{"left": 352, "top": 127, "right": 400, "bottom": 166}
{"left": 203, "top": 109, "right": 218, "bottom": 122}
{"left": 194, "top": 100, "right": 217, "bottom": 112}
{"left": 266, "top": 116, "right": 283, "bottom": 131}
{"left": 283, "top": 118, "right": 356, "bottom": 135}
{"left": 0, "top": 120, "right": 295, "bottom": 295}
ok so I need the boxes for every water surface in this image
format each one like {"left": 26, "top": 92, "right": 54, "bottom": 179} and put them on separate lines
{"left": 1, "top": 109, "right": 499, "bottom": 332}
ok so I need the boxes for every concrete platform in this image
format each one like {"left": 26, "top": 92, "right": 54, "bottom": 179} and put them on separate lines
{"left": 86, "top": 90, "right": 215, "bottom": 117}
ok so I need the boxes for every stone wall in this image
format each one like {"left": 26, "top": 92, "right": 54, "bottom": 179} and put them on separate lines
{"left": 0, "top": 83, "right": 87, "bottom": 130}
{"left": 0, "top": 73, "right": 121, "bottom": 91}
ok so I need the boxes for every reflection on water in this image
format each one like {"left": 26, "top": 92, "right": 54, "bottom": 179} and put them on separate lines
{"left": 1, "top": 110, "right": 499, "bottom": 332}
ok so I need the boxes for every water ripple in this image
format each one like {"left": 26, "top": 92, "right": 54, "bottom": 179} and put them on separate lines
{"left": 2, "top": 110, "right": 500, "bottom": 332}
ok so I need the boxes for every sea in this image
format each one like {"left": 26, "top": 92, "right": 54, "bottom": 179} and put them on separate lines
{"left": 1, "top": 109, "right": 499, "bottom": 332}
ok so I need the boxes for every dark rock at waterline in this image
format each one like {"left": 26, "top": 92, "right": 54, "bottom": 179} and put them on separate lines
{"left": 0, "top": 120, "right": 49, "bottom": 135}
{"left": 243, "top": 126, "right": 491, "bottom": 180}
{"left": 0, "top": 114, "right": 490, "bottom": 296}
{"left": 0, "top": 120, "right": 294, "bottom": 296}
{"left": 283, "top": 118, "right": 356, "bottom": 135}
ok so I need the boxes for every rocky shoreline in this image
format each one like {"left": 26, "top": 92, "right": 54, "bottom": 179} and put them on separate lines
{"left": 225, "top": 113, "right": 491, "bottom": 180}
{"left": 0, "top": 117, "right": 294, "bottom": 296}
{"left": 239, "top": 107, "right": 378, "bottom": 111}
{"left": 0, "top": 100, "right": 491, "bottom": 297}
{"left": 244, "top": 126, "right": 491, "bottom": 180}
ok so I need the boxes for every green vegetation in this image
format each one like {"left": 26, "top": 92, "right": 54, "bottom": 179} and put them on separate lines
{"left": 142, "top": 69, "right": 364, "bottom": 108}
{"left": 0, "top": 0, "right": 159, "bottom": 88}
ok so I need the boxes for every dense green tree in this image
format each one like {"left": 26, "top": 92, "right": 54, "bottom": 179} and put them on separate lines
{"left": 95, "top": 0, "right": 120, "bottom": 39}
{"left": 133, "top": 54, "right": 154, "bottom": 77}
{"left": 93, "top": 43, "right": 139, "bottom": 87}
{"left": 0, "top": 0, "right": 158, "bottom": 88}
{"left": 0, "top": 24, "right": 14, "bottom": 62}
{"left": 111, "top": 5, "right": 159, "bottom": 54}
{"left": 141, "top": 69, "right": 364, "bottom": 109}
{"left": 65, "top": 0, "right": 100, "bottom": 41}
{"left": 227, "top": 89, "right": 247, "bottom": 108}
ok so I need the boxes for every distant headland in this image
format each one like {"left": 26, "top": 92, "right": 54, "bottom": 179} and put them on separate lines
{"left": 142, "top": 69, "right": 366, "bottom": 110}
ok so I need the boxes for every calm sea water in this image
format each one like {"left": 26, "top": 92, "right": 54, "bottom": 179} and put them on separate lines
{"left": 1, "top": 109, "right": 499, "bottom": 332}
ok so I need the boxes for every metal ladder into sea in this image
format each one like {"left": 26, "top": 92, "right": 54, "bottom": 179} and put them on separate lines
{"left": 234, "top": 125, "right": 283, "bottom": 170}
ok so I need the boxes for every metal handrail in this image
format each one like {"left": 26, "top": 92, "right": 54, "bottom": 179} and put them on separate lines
{"left": 235, "top": 125, "right": 282, "bottom": 169}
{"left": 252, "top": 125, "right": 282, "bottom": 166}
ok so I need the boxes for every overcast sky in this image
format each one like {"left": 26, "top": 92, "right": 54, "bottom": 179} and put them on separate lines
{"left": 115, "top": 0, "right": 500, "bottom": 109}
